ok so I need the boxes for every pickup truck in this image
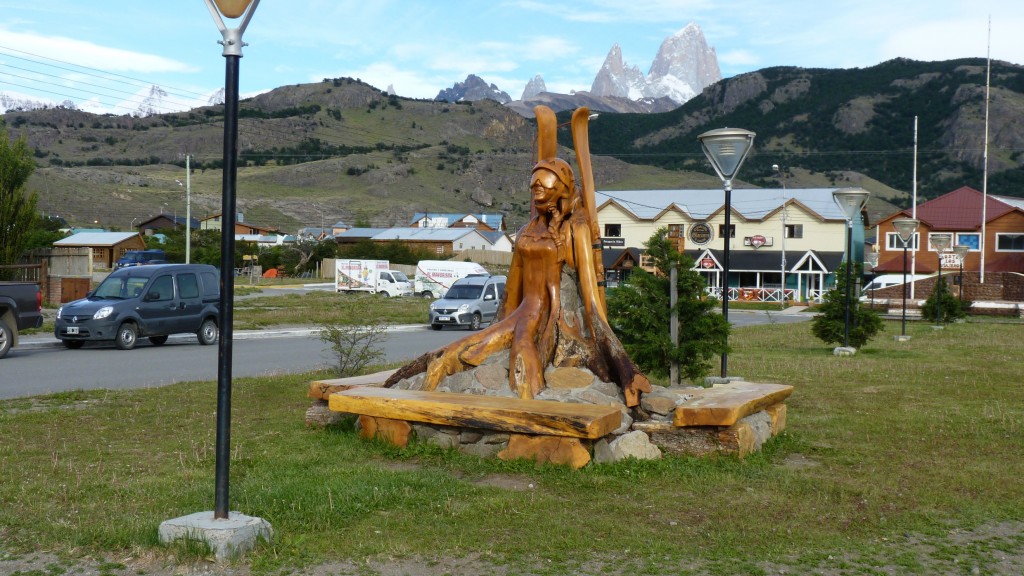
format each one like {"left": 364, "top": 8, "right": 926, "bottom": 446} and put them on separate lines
{"left": 0, "top": 281, "right": 44, "bottom": 359}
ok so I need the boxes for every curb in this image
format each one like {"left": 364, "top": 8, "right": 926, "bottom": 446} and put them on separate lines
{"left": 17, "top": 324, "right": 428, "bottom": 350}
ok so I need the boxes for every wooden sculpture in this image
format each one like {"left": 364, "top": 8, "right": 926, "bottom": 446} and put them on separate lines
{"left": 386, "top": 106, "right": 651, "bottom": 406}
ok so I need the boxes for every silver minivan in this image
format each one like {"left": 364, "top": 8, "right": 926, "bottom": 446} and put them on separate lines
{"left": 428, "top": 275, "right": 506, "bottom": 330}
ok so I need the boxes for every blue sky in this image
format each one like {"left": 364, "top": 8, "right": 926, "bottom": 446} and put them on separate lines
{"left": 1, "top": 0, "right": 1020, "bottom": 115}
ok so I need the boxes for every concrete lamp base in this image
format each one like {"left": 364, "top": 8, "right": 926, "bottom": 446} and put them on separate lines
{"left": 159, "top": 511, "right": 272, "bottom": 560}
{"left": 894, "top": 335, "right": 913, "bottom": 342}
{"left": 832, "top": 346, "right": 857, "bottom": 357}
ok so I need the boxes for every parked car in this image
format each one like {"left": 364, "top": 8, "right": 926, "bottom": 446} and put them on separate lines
{"left": 54, "top": 264, "right": 220, "bottom": 350}
{"left": 860, "top": 274, "right": 933, "bottom": 298}
{"left": 115, "top": 249, "right": 167, "bottom": 269}
{"left": 428, "top": 275, "right": 506, "bottom": 330}
{"left": 0, "top": 281, "right": 44, "bottom": 359}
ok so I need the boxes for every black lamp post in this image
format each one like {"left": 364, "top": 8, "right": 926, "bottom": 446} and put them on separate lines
{"left": 893, "top": 218, "right": 920, "bottom": 340}
{"left": 953, "top": 243, "right": 970, "bottom": 302}
{"left": 205, "top": 0, "right": 260, "bottom": 521}
{"left": 832, "top": 188, "right": 870, "bottom": 349}
{"left": 931, "top": 233, "right": 953, "bottom": 327}
{"left": 698, "top": 127, "right": 755, "bottom": 378}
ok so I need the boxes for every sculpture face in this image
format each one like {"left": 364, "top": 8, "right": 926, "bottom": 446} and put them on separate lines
{"left": 531, "top": 168, "right": 565, "bottom": 215}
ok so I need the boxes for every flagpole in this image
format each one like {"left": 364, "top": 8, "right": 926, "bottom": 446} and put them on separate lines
{"left": 980, "top": 15, "right": 991, "bottom": 284}
{"left": 910, "top": 116, "right": 918, "bottom": 299}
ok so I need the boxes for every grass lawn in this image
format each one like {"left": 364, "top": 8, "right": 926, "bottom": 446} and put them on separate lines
{"left": 1, "top": 318, "right": 1023, "bottom": 575}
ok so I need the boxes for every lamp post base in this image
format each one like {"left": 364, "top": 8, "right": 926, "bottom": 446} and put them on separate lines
{"left": 832, "top": 346, "right": 857, "bottom": 357}
{"left": 894, "top": 334, "right": 913, "bottom": 342}
{"left": 159, "top": 511, "right": 272, "bottom": 560}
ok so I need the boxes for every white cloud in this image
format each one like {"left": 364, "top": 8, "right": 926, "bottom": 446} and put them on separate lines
{"left": 0, "top": 29, "right": 195, "bottom": 74}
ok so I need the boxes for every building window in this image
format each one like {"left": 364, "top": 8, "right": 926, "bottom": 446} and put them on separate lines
{"left": 435, "top": 246, "right": 444, "bottom": 254}
{"left": 785, "top": 224, "right": 803, "bottom": 238}
{"left": 956, "top": 233, "right": 981, "bottom": 251}
{"left": 718, "top": 224, "right": 735, "bottom": 238}
{"left": 667, "top": 224, "right": 682, "bottom": 238}
{"left": 886, "top": 232, "right": 919, "bottom": 251}
{"left": 604, "top": 223, "right": 621, "bottom": 237}
{"left": 996, "top": 233, "right": 1024, "bottom": 252}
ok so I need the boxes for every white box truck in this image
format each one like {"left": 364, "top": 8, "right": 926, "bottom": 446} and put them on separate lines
{"left": 414, "top": 260, "right": 489, "bottom": 298}
{"left": 335, "top": 259, "right": 413, "bottom": 297}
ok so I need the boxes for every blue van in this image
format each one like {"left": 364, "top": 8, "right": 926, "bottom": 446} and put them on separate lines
{"left": 115, "top": 249, "right": 167, "bottom": 269}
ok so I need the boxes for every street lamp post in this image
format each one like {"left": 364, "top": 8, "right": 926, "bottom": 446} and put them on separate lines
{"left": 931, "top": 233, "right": 953, "bottom": 327}
{"left": 176, "top": 154, "right": 192, "bottom": 263}
{"left": 953, "top": 244, "right": 970, "bottom": 302}
{"left": 832, "top": 188, "right": 870, "bottom": 349}
{"left": 205, "top": 0, "right": 260, "bottom": 520}
{"left": 158, "top": 0, "right": 269, "bottom": 558}
{"left": 893, "top": 218, "right": 920, "bottom": 340}
{"left": 698, "top": 127, "right": 755, "bottom": 378}
{"left": 773, "top": 164, "right": 787, "bottom": 308}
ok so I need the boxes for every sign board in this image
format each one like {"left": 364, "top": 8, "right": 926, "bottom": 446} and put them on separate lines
{"left": 602, "top": 238, "right": 625, "bottom": 247}
{"left": 939, "top": 253, "right": 961, "bottom": 270}
{"left": 744, "top": 235, "right": 773, "bottom": 248}
{"left": 688, "top": 222, "right": 713, "bottom": 245}
{"left": 700, "top": 257, "right": 716, "bottom": 269}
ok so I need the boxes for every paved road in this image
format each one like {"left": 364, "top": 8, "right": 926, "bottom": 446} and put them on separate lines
{"left": 0, "top": 326, "right": 465, "bottom": 400}
{"left": 0, "top": 309, "right": 811, "bottom": 400}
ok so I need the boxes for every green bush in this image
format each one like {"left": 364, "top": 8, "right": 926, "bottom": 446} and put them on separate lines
{"left": 607, "top": 229, "right": 729, "bottom": 381}
{"left": 811, "top": 262, "right": 884, "bottom": 348}
{"left": 920, "top": 276, "right": 968, "bottom": 322}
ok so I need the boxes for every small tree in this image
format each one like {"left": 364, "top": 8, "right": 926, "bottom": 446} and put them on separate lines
{"left": 0, "top": 130, "right": 38, "bottom": 267}
{"left": 811, "top": 261, "right": 884, "bottom": 348}
{"left": 607, "top": 229, "right": 729, "bottom": 381}
{"left": 920, "top": 277, "right": 967, "bottom": 322}
{"left": 318, "top": 298, "right": 388, "bottom": 377}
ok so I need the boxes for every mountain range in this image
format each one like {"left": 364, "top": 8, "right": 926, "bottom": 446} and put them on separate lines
{"left": 3, "top": 54, "right": 1022, "bottom": 236}
{"left": 438, "top": 22, "right": 721, "bottom": 116}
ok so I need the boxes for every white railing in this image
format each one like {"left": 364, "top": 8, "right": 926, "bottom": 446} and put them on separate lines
{"left": 704, "top": 286, "right": 797, "bottom": 303}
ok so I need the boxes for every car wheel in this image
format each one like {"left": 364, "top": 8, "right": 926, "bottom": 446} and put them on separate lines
{"left": 114, "top": 323, "right": 138, "bottom": 350}
{"left": 197, "top": 318, "right": 218, "bottom": 345}
{"left": 379, "top": 291, "right": 391, "bottom": 297}
{"left": 420, "top": 291, "right": 433, "bottom": 298}
{"left": 62, "top": 340, "right": 85, "bottom": 349}
{"left": 469, "top": 313, "right": 482, "bottom": 331}
{"left": 431, "top": 324, "right": 443, "bottom": 331}
{"left": 0, "top": 319, "right": 12, "bottom": 359}
{"left": 149, "top": 335, "right": 169, "bottom": 346}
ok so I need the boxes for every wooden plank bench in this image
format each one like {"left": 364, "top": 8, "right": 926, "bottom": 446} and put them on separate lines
{"left": 307, "top": 369, "right": 396, "bottom": 401}
{"left": 673, "top": 382, "right": 793, "bottom": 427}
{"left": 328, "top": 387, "right": 622, "bottom": 439}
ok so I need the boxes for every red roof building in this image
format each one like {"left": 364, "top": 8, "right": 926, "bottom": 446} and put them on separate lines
{"left": 873, "top": 186, "right": 1024, "bottom": 276}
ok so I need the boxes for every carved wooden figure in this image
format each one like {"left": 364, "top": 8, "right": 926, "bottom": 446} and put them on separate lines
{"left": 386, "top": 106, "right": 651, "bottom": 406}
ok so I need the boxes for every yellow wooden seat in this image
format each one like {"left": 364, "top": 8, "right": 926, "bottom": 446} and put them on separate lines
{"left": 673, "top": 382, "right": 793, "bottom": 427}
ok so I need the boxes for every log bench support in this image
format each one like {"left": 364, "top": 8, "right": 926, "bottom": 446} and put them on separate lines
{"left": 309, "top": 375, "right": 794, "bottom": 465}
{"left": 328, "top": 387, "right": 623, "bottom": 469}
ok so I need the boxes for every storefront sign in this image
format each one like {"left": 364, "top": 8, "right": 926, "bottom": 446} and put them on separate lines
{"left": 746, "top": 234, "right": 768, "bottom": 248}
{"left": 688, "top": 222, "right": 713, "bottom": 245}
{"left": 700, "top": 257, "right": 716, "bottom": 269}
{"left": 602, "top": 237, "right": 625, "bottom": 247}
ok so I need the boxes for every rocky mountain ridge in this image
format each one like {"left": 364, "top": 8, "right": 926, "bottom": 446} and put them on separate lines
{"left": 438, "top": 22, "right": 721, "bottom": 115}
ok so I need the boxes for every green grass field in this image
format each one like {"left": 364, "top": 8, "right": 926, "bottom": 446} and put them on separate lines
{"left": 1, "top": 318, "right": 1023, "bottom": 575}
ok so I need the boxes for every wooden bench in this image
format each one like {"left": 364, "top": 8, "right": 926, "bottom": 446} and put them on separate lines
{"left": 307, "top": 369, "right": 396, "bottom": 401}
{"left": 328, "top": 387, "right": 622, "bottom": 439}
{"left": 673, "top": 382, "right": 793, "bottom": 427}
